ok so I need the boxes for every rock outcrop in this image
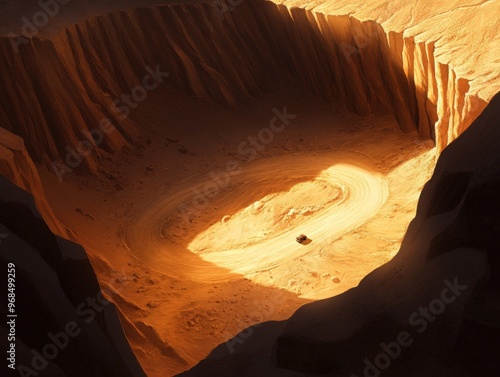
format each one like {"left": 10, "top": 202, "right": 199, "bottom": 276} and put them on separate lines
{"left": 0, "top": 127, "right": 69, "bottom": 238}
{"left": 0, "top": 175, "right": 146, "bottom": 377}
{"left": 179, "top": 92, "right": 500, "bottom": 376}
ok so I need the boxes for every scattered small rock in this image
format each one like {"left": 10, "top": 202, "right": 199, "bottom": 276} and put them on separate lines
{"left": 76, "top": 208, "right": 93, "bottom": 220}
{"left": 134, "top": 140, "right": 145, "bottom": 150}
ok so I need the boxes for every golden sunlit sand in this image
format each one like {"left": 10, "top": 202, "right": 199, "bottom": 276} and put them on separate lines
{"left": 186, "top": 158, "right": 389, "bottom": 296}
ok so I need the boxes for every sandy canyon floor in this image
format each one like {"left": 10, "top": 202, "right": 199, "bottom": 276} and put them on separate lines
{"left": 38, "top": 83, "right": 436, "bottom": 376}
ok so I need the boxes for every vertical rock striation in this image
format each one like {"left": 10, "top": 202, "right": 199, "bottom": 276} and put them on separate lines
{"left": 0, "top": 0, "right": 491, "bottom": 179}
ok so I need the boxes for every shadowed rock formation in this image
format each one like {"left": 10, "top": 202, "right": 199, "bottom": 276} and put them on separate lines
{"left": 0, "top": 175, "right": 146, "bottom": 377}
{"left": 0, "top": 127, "right": 69, "bottom": 238}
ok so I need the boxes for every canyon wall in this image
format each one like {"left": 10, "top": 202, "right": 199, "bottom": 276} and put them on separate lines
{"left": 0, "top": 0, "right": 493, "bottom": 182}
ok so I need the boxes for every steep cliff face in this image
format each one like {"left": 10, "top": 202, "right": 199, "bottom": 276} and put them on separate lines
{"left": 0, "top": 34, "right": 139, "bottom": 173}
{"left": 251, "top": 4, "right": 489, "bottom": 149}
{"left": 0, "top": 0, "right": 493, "bottom": 178}
{"left": 272, "top": 0, "right": 498, "bottom": 150}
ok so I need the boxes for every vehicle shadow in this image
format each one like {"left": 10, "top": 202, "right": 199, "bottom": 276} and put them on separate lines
{"left": 300, "top": 238, "right": 312, "bottom": 245}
